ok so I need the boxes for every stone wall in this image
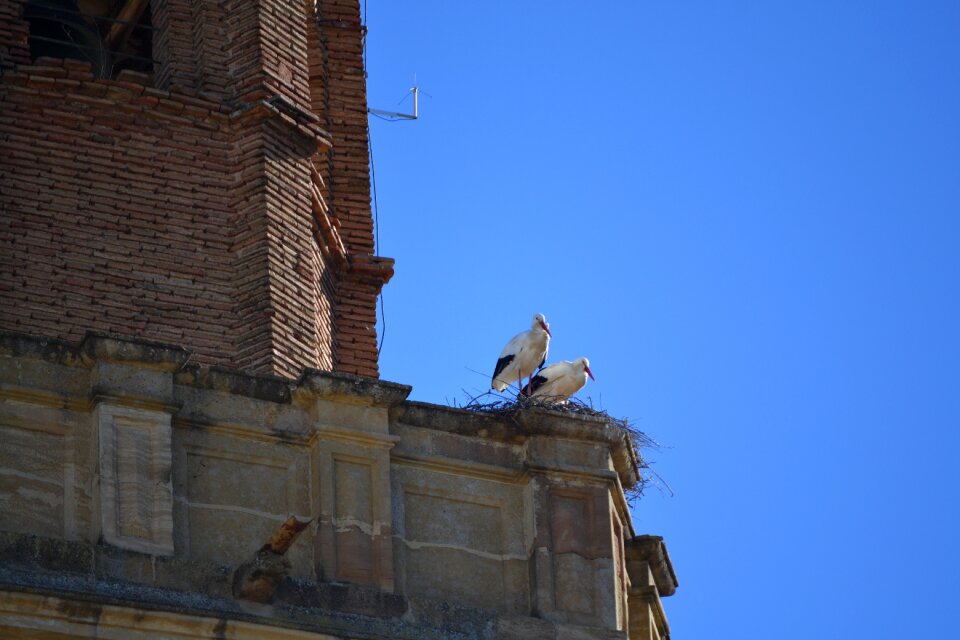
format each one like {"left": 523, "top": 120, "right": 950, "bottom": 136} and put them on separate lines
{"left": 0, "top": 331, "right": 676, "bottom": 639}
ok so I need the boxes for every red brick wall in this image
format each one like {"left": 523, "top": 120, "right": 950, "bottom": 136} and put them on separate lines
{"left": 314, "top": 0, "right": 388, "bottom": 377}
{"left": 0, "top": 0, "right": 391, "bottom": 379}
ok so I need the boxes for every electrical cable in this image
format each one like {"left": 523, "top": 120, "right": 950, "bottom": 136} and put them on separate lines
{"left": 362, "top": 0, "right": 387, "bottom": 356}
{"left": 369, "top": 129, "right": 385, "bottom": 355}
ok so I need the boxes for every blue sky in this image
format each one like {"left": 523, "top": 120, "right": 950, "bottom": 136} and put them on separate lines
{"left": 364, "top": 2, "right": 960, "bottom": 636}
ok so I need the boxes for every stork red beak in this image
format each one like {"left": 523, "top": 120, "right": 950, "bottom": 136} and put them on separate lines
{"left": 585, "top": 366, "right": 595, "bottom": 381}
{"left": 541, "top": 321, "right": 552, "bottom": 337}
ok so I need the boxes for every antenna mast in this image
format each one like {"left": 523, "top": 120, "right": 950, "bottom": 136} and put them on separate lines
{"left": 368, "top": 79, "right": 420, "bottom": 120}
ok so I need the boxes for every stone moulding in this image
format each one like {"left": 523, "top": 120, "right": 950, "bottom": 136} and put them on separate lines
{"left": 397, "top": 401, "right": 643, "bottom": 492}
{"left": 627, "top": 535, "right": 679, "bottom": 598}
{"left": 295, "top": 368, "right": 412, "bottom": 408}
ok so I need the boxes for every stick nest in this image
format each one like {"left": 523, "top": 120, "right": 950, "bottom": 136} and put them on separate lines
{"left": 452, "top": 391, "right": 670, "bottom": 502}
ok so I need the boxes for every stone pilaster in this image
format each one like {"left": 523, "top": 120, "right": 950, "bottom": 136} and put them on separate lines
{"left": 626, "top": 535, "right": 678, "bottom": 640}
{"left": 84, "top": 333, "right": 189, "bottom": 556}
{"left": 524, "top": 426, "right": 626, "bottom": 631}
{"left": 296, "top": 370, "right": 410, "bottom": 590}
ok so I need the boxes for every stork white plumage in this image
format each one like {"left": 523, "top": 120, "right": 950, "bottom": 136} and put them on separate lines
{"left": 491, "top": 314, "right": 552, "bottom": 392}
{"left": 521, "top": 357, "right": 595, "bottom": 402}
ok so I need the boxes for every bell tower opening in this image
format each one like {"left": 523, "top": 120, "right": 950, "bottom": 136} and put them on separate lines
{"left": 24, "top": 0, "right": 154, "bottom": 80}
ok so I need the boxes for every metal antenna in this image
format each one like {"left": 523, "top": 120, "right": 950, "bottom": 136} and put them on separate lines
{"left": 369, "top": 74, "right": 423, "bottom": 120}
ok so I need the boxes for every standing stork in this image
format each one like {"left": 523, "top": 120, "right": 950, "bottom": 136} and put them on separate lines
{"left": 491, "top": 314, "right": 552, "bottom": 392}
{"left": 521, "top": 357, "right": 595, "bottom": 402}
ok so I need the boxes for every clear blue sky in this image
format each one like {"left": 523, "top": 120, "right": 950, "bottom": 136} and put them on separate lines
{"left": 363, "top": 2, "right": 960, "bottom": 637}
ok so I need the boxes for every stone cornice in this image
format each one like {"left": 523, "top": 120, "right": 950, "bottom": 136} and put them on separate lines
{"left": 295, "top": 369, "right": 412, "bottom": 408}
{"left": 397, "top": 401, "right": 643, "bottom": 491}
{"left": 175, "top": 364, "right": 293, "bottom": 404}
{"left": 627, "top": 535, "right": 679, "bottom": 597}
{"left": 0, "top": 331, "right": 90, "bottom": 368}
{"left": 81, "top": 332, "right": 192, "bottom": 372}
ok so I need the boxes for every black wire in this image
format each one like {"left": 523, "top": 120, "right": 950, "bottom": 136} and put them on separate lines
{"left": 368, "top": 137, "right": 381, "bottom": 257}
{"left": 368, "top": 130, "right": 386, "bottom": 355}
{"left": 369, "top": 111, "right": 410, "bottom": 122}
{"left": 378, "top": 287, "right": 386, "bottom": 356}
{"left": 363, "top": 0, "right": 386, "bottom": 357}
{"left": 362, "top": 0, "right": 369, "bottom": 73}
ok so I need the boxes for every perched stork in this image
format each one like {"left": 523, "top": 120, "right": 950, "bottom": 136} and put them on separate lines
{"left": 491, "top": 314, "right": 552, "bottom": 392}
{"left": 521, "top": 358, "right": 595, "bottom": 402}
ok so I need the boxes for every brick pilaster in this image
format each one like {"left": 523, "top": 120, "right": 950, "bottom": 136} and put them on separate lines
{"left": 152, "top": 0, "right": 197, "bottom": 91}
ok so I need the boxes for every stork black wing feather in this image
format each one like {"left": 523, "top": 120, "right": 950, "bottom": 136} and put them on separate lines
{"left": 521, "top": 373, "right": 549, "bottom": 397}
{"left": 492, "top": 354, "right": 515, "bottom": 381}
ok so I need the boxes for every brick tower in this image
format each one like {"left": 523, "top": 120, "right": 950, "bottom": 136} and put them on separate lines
{"left": 0, "top": 3, "right": 678, "bottom": 638}
{"left": 0, "top": 0, "right": 392, "bottom": 378}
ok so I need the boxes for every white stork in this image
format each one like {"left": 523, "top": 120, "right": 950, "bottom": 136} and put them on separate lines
{"left": 521, "top": 357, "right": 595, "bottom": 402}
{"left": 491, "top": 314, "right": 552, "bottom": 392}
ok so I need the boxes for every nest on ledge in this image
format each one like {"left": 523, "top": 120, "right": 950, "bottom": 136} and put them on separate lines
{"left": 453, "top": 391, "right": 670, "bottom": 502}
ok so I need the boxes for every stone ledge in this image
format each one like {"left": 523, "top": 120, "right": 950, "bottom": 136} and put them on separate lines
{"left": 0, "top": 330, "right": 193, "bottom": 372}
{"left": 627, "top": 535, "right": 678, "bottom": 597}
{"left": 397, "top": 401, "right": 627, "bottom": 446}
{"left": 295, "top": 369, "right": 412, "bottom": 408}
{"left": 397, "top": 401, "right": 643, "bottom": 490}
{"left": 0, "top": 330, "right": 90, "bottom": 368}
{"left": 176, "top": 364, "right": 293, "bottom": 404}
{"left": 81, "top": 331, "right": 193, "bottom": 372}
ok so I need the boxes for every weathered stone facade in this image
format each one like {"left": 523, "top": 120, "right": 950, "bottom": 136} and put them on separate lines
{"left": 0, "top": 331, "right": 676, "bottom": 638}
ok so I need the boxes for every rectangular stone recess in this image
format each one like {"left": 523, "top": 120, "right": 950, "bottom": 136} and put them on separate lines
{"left": 116, "top": 426, "right": 153, "bottom": 539}
{"left": 549, "top": 491, "right": 594, "bottom": 616}
{"left": 0, "top": 412, "right": 65, "bottom": 538}
{"left": 96, "top": 404, "right": 173, "bottom": 556}
{"left": 405, "top": 492, "right": 503, "bottom": 555}
{"left": 401, "top": 490, "right": 507, "bottom": 611}
{"left": 179, "top": 441, "right": 311, "bottom": 575}
{"left": 333, "top": 457, "right": 375, "bottom": 584}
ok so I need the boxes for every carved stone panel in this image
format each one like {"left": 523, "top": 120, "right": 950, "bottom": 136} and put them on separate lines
{"left": 96, "top": 404, "right": 174, "bottom": 556}
{"left": 530, "top": 480, "right": 622, "bottom": 630}
{"left": 549, "top": 491, "right": 595, "bottom": 615}
{"left": 314, "top": 435, "right": 395, "bottom": 591}
{"left": 333, "top": 456, "right": 375, "bottom": 584}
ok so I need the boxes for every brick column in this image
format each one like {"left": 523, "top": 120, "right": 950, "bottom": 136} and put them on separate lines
{"left": 152, "top": 0, "right": 197, "bottom": 91}
{"left": 222, "top": 0, "right": 312, "bottom": 108}
{"left": 191, "top": 0, "right": 230, "bottom": 99}
{"left": 313, "top": 0, "right": 391, "bottom": 377}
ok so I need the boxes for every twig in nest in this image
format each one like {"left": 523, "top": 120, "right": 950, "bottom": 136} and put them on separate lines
{"left": 452, "top": 392, "right": 669, "bottom": 500}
